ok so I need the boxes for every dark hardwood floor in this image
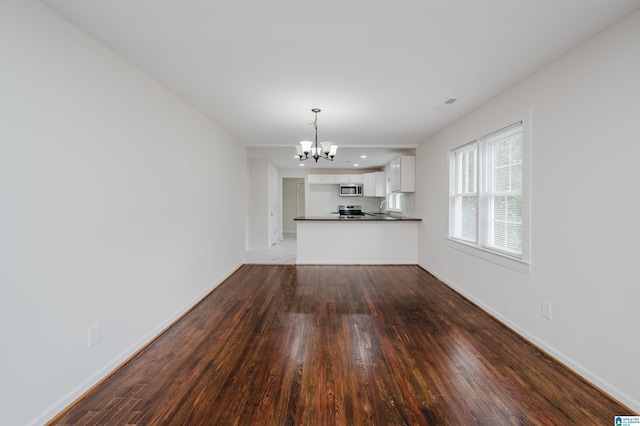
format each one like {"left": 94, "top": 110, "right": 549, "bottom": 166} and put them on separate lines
{"left": 50, "top": 265, "right": 631, "bottom": 425}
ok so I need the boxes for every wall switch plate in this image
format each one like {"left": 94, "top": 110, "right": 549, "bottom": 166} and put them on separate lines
{"left": 541, "top": 301, "right": 552, "bottom": 320}
{"left": 88, "top": 324, "right": 101, "bottom": 347}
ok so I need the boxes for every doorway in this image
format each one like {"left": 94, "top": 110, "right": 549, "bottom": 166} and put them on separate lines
{"left": 283, "top": 178, "right": 305, "bottom": 235}
{"left": 245, "top": 178, "right": 302, "bottom": 264}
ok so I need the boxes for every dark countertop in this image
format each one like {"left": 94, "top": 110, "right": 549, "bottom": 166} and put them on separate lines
{"left": 294, "top": 213, "right": 421, "bottom": 222}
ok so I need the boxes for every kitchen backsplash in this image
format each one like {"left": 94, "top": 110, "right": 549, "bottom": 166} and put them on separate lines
{"left": 306, "top": 184, "right": 390, "bottom": 217}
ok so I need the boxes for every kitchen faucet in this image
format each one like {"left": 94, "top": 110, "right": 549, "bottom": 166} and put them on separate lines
{"left": 380, "top": 199, "right": 389, "bottom": 216}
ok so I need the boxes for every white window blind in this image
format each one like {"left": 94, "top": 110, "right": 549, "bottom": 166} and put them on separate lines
{"left": 450, "top": 142, "right": 478, "bottom": 243}
{"left": 450, "top": 121, "right": 525, "bottom": 260}
{"left": 481, "top": 123, "right": 523, "bottom": 256}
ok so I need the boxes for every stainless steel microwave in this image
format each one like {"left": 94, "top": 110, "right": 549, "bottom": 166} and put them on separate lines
{"left": 339, "top": 183, "right": 363, "bottom": 197}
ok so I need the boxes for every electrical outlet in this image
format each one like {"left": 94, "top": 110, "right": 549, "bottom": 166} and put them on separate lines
{"left": 88, "top": 324, "right": 101, "bottom": 347}
{"left": 541, "top": 301, "right": 552, "bottom": 320}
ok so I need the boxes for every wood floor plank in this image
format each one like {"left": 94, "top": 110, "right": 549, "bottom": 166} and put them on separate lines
{"left": 49, "top": 265, "right": 634, "bottom": 425}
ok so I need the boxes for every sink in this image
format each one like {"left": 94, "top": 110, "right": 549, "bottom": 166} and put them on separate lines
{"left": 364, "top": 212, "right": 398, "bottom": 220}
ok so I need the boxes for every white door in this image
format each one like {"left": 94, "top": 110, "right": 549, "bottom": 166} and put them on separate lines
{"left": 268, "top": 171, "right": 278, "bottom": 246}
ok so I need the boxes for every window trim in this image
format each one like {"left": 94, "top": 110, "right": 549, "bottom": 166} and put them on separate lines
{"left": 448, "top": 109, "right": 532, "bottom": 266}
{"left": 445, "top": 237, "right": 531, "bottom": 272}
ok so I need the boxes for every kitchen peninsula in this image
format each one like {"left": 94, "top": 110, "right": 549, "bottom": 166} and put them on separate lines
{"left": 294, "top": 214, "right": 421, "bottom": 264}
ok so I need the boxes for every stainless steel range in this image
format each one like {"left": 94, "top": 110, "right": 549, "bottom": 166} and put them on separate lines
{"left": 337, "top": 205, "right": 366, "bottom": 218}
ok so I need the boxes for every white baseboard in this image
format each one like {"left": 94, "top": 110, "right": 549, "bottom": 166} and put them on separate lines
{"left": 31, "top": 262, "right": 244, "bottom": 426}
{"left": 296, "top": 259, "right": 417, "bottom": 265}
{"left": 418, "top": 262, "right": 640, "bottom": 414}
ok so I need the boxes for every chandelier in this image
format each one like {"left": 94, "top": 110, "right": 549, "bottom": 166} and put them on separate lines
{"left": 295, "top": 108, "right": 338, "bottom": 162}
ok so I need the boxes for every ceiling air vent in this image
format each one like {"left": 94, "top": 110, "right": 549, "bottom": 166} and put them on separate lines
{"left": 435, "top": 97, "right": 458, "bottom": 110}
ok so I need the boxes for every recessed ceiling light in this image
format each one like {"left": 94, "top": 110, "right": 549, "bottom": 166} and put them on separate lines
{"left": 360, "top": 155, "right": 367, "bottom": 159}
{"left": 299, "top": 163, "right": 304, "bottom": 166}
{"left": 353, "top": 164, "right": 359, "bottom": 167}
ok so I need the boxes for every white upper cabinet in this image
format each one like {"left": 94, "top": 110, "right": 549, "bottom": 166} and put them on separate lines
{"left": 363, "top": 171, "right": 386, "bottom": 197}
{"left": 307, "top": 174, "right": 337, "bottom": 184}
{"left": 307, "top": 174, "right": 322, "bottom": 184}
{"left": 308, "top": 174, "right": 362, "bottom": 184}
{"left": 336, "top": 174, "right": 363, "bottom": 184}
{"left": 389, "top": 156, "right": 415, "bottom": 192}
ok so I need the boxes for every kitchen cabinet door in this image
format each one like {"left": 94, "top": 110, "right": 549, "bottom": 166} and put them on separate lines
{"left": 389, "top": 156, "right": 415, "bottom": 192}
{"left": 308, "top": 174, "right": 337, "bottom": 184}
{"left": 373, "top": 171, "right": 386, "bottom": 196}
{"left": 349, "top": 174, "right": 363, "bottom": 183}
{"left": 336, "top": 174, "right": 362, "bottom": 184}
{"left": 363, "top": 173, "right": 375, "bottom": 196}
{"left": 321, "top": 174, "right": 337, "bottom": 184}
{"left": 307, "top": 174, "right": 322, "bottom": 184}
{"left": 363, "top": 172, "right": 385, "bottom": 197}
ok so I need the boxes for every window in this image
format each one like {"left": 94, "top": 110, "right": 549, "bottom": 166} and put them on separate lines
{"left": 386, "top": 179, "right": 404, "bottom": 213}
{"left": 450, "top": 143, "right": 477, "bottom": 243}
{"left": 388, "top": 193, "right": 404, "bottom": 212}
{"left": 482, "top": 125, "right": 523, "bottom": 256}
{"left": 449, "top": 121, "right": 528, "bottom": 261}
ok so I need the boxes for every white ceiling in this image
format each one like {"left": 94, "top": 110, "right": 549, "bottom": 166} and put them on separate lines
{"left": 42, "top": 0, "right": 640, "bottom": 169}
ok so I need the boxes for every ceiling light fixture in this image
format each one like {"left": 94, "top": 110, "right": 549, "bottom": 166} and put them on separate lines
{"left": 295, "top": 108, "right": 337, "bottom": 162}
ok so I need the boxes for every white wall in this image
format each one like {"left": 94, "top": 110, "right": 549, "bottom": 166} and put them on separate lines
{"left": 0, "top": 1, "right": 247, "bottom": 424}
{"left": 247, "top": 158, "right": 269, "bottom": 248}
{"left": 416, "top": 8, "right": 640, "bottom": 412}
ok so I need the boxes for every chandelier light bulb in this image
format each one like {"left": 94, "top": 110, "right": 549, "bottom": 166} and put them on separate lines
{"left": 300, "top": 140, "right": 313, "bottom": 154}
{"left": 321, "top": 141, "right": 333, "bottom": 155}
